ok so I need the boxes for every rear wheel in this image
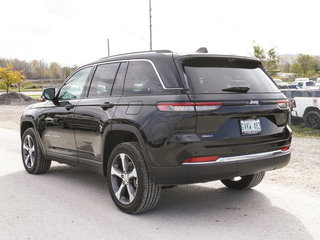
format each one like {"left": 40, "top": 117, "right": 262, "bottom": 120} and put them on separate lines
{"left": 221, "top": 172, "right": 265, "bottom": 190}
{"left": 107, "top": 142, "right": 161, "bottom": 214}
{"left": 304, "top": 111, "right": 320, "bottom": 129}
{"left": 21, "top": 128, "right": 51, "bottom": 174}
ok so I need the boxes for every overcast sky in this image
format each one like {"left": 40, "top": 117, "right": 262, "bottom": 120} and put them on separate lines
{"left": 1, "top": 0, "right": 319, "bottom": 66}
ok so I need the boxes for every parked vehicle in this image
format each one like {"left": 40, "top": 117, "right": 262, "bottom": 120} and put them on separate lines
{"left": 297, "top": 81, "right": 317, "bottom": 89}
{"left": 288, "top": 83, "right": 300, "bottom": 89}
{"left": 290, "top": 91, "right": 320, "bottom": 129}
{"left": 294, "top": 78, "right": 310, "bottom": 83}
{"left": 316, "top": 78, "right": 320, "bottom": 87}
{"left": 273, "top": 78, "right": 283, "bottom": 85}
{"left": 20, "top": 50, "right": 292, "bottom": 213}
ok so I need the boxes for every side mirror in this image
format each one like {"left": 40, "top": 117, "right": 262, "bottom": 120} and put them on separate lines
{"left": 42, "top": 88, "right": 56, "bottom": 101}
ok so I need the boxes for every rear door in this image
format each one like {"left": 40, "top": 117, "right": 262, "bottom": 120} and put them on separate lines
{"left": 73, "top": 62, "right": 125, "bottom": 168}
{"left": 180, "top": 57, "right": 289, "bottom": 148}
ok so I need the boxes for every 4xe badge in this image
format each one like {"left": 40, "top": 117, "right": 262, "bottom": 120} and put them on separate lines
{"left": 248, "top": 100, "right": 259, "bottom": 105}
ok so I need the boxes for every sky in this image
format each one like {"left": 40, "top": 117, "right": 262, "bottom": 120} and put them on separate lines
{"left": 1, "top": 0, "right": 320, "bottom": 66}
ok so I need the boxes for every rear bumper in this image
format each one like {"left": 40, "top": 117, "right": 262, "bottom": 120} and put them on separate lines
{"left": 149, "top": 150, "right": 290, "bottom": 184}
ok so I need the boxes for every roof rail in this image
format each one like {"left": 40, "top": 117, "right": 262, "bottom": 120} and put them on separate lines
{"left": 100, "top": 50, "right": 172, "bottom": 60}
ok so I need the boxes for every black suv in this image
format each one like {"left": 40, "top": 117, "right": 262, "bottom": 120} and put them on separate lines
{"left": 20, "top": 50, "right": 291, "bottom": 214}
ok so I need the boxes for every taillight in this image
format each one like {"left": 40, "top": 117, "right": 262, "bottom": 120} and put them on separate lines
{"left": 281, "top": 146, "right": 290, "bottom": 151}
{"left": 277, "top": 100, "right": 289, "bottom": 108}
{"left": 195, "top": 102, "right": 222, "bottom": 111}
{"left": 292, "top": 99, "right": 296, "bottom": 108}
{"left": 184, "top": 155, "right": 220, "bottom": 164}
{"left": 157, "top": 102, "right": 222, "bottom": 112}
{"left": 157, "top": 102, "right": 195, "bottom": 112}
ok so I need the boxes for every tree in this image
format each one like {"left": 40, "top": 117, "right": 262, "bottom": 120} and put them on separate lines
{"left": 253, "top": 44, "right": 280, "bottom": 76}
{"left": 253, "top": 45, "right": 266, "bottom": 61}
{"left": 0, "top": 57, "right": 75, "bottom": 80}
{"left": 265, "top": 48, "right": 280, "bottom": 73}
{"left": 65, "top": 67, "right": 73, "bottom": 78}
{"left": 290, "top": 54, "right": 318, "bottom": 78}
{"left": 50, "top": 62, "right": 62, "bottom": 79}
{"left": 0, "top": 64, "right": 26, "bottom": 93}
{"left": 281, "top": 63, "right": 291, "bottom": 73}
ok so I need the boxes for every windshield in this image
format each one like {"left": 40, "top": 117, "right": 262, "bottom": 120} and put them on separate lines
{"left": 183, "top": 57, "right": 280, "bottom": 94}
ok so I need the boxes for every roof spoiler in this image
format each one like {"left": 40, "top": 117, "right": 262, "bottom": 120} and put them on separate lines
{"left": 196, "top": 47, "right": 208, "bottom": 53}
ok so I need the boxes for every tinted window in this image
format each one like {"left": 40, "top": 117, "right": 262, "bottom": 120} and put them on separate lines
{"left": 88, "top": 63, "right": 120, "bottom": 98}
{"left": 124, "top": 61, "right": 164, "bottom": 95}
{"left": 111, "top": 62, "right": 128, "bottom": 96}
{"left": 183, "top": 58, "right": 280, "bottom": 94}
{"left": 306, "top": 82, "right": 315, "bottom": 86}
{"left": 58, "top": 67, "right": 92, "bottom": 100}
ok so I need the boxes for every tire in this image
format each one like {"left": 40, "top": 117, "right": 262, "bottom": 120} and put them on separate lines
{"left": 221, "top": 172, "right": 265, "bottom": 190}
{"left": 21, "top": 128, "right": 51, "bottom": 174}
{"left": 161, "top": 185, "right": 177, "bottom": 189}
{"left": 107, "top": 142, "right": 161, "bottom": 214}
{"left": 304, "top": 111, "right": 320, "bottom": 129}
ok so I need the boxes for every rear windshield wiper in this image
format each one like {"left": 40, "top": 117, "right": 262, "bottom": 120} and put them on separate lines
{"left": 222, "top": 86, "right": 250, "bottom": 93}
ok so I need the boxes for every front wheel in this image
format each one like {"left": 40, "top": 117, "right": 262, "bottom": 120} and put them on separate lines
{"left": 107, "top": 142, "right": 161, "bottom": 214}
{"left": 221, "top": 172, "right": 265, "bottom": 190}
{"left": 21, "top": 128, "right": 51, "bottom": 174}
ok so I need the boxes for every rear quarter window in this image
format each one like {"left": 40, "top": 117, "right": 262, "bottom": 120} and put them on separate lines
{"left": 124, "top": 61, "right": 165, "bottom": 95}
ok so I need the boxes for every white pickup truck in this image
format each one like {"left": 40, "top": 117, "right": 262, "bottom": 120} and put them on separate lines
{"left": 282, "top": 90, "right": 320, "bottom": 129}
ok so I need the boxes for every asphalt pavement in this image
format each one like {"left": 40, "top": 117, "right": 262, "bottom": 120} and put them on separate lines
{"left": 0, "top": 128, "right": 319, "bottom": 240}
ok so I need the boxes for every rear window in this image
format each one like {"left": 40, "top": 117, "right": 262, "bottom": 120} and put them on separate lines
{"left": 183, "top": 57, "right": 280, "bottom": 94}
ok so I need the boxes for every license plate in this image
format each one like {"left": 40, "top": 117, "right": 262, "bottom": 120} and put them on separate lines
{"left": 240, "top": 119, "right": 261, "bottom": 135}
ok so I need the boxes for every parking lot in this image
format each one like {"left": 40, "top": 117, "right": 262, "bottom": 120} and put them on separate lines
{"left": 0, "top": 106, "right": 320, "bottom": 239}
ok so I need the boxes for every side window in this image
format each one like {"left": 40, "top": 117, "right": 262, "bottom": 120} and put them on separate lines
{"left": 88, "top": 63, "right": 120, "bottom": 98}
{"left": 124, "top": 61, "right": 164, "bottom": 95}
{"left": 58, "top": 67, "right": 92, "bottom": 100}
{"left": 111, "top": 62, "right": 128, "bottom": 96}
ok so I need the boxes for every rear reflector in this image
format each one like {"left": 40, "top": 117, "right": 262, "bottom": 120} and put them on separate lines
{"left": 184, "top": 155, "right": 220, "bottom": 164}
{"left": 281, "top": 146, "right": 290, "bottom": 151}
{"left": 157, "top": 102, "right": 222, "bottom": 112}
{"left": 277, "top": 100, "right": 289, "bottom": 108}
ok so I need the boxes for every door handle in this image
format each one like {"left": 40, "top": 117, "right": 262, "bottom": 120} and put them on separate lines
{"left": 101, "top": 102, "right": 114, "bottom": 110}
{"left": 65, "top": 103, "right": 74, "bottom": 110}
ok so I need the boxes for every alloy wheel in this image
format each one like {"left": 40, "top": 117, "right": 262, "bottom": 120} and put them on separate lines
{"left": 23, "top": 135, "right": 35, "bottom": 168}
{"left": 110, "top": 153, "right": 138, "bottom": 205}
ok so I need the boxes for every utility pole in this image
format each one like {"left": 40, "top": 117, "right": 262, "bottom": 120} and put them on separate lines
{"left": 107, "top": 38, "right": 110, "bottom": 56}
{"left": 149, "top": 0, "right": 152, "bottom": 51}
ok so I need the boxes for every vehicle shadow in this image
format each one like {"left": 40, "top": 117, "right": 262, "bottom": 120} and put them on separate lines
{"left": 0, "top": 165, "right": 314, "bottom": 240}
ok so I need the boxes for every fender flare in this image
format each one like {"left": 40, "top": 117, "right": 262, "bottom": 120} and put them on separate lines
{"left": 21, "top": 116, "right": 47, "bottom": 155}
{"left": 101, "top": 123, "right": 152, "bottom": 172}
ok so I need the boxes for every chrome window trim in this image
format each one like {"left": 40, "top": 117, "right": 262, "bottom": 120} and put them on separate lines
{"left": 183, "top": 150, "right": 290, "bottom": 165}
{"left": 90, "top": 59, "right": 183, "bottom": 90}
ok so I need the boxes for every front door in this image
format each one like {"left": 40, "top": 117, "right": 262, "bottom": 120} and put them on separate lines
{"left": 40, "top": 67, "right": 93, "bottom": 162}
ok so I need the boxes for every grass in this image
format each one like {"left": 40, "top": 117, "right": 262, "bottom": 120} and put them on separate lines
{"left": 0, "top": 88, "right": 43, "bottom": 92}
{"left": 291, "top": 124, "right": 320, "bottom": 138}
{"left": 28, "top": 95, "right": 41, "bottom": 100}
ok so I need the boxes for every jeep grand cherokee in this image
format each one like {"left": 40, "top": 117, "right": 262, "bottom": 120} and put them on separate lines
{"left": 20, "top": 50, "right": 291, "bottom": 214}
